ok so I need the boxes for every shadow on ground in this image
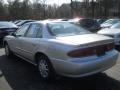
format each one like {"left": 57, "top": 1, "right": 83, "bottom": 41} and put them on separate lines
{"left": 0, "top": 55, "right": 120, "bottom": 90}
{"left": 0, "top": 42, "right": 4, "bottom": 49}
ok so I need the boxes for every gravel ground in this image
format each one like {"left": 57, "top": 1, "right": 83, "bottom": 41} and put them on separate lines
{"left": 0, "top": 48, "right": 120, "bottom": 90}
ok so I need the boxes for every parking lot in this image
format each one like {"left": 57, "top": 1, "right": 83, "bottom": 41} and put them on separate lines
{"left": 0, "top": 47, "right": 119, "bottom": 90}
{"left": 0, "top": 0, "right": 120, "bottom": 89}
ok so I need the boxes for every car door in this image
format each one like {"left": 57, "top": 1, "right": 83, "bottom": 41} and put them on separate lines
{"left": 10, "top": 23, "right": 31, "bottom": 54}
{"left": 19, "top": 23, "right": 43, "bottom": 61}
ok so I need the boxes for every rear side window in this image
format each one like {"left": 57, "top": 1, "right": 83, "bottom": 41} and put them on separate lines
{"left": 25, "top": 24, "right": 42, "bottom": 38}
{"left": 36, "top": 27, "right": 42, "bottom": 38}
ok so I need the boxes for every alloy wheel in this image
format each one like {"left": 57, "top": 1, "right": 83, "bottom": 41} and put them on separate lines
{"left": 38, "top": 59, "right": 49, "bottom": 78}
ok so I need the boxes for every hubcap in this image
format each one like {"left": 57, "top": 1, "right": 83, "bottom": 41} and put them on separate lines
{"left": 5, "top": 45, "right": 9, "bottom": 56}
{"left": 38, "top": 59, "right": 49, "bottom": 78}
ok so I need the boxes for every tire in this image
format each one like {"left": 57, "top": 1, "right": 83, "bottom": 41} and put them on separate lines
{"left": 5, "top": 44, "right": 14, "bottom": 58}
{"left": 37, "top": 55, "right": 56, "bottom": 81}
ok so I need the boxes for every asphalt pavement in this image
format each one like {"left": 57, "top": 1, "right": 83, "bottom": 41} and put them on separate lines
{"left": 0, "top": 48, "right": 120, "bottom": 90}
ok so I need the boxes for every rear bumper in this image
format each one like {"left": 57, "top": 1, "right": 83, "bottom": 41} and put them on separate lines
{"left": 50, "top": 50, "right": 118, "bottom": 78}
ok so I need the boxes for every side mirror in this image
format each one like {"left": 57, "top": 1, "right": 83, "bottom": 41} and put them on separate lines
{"left": 11, "top": 32, "right": 16, "bottom": 37}
{"left": 11, "top": 32, "right": 22, "bottom": 37}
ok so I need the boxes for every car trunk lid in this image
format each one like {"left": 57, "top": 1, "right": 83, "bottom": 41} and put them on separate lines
{"left": 55, "top": 34, "right": 113, "bottom": 48}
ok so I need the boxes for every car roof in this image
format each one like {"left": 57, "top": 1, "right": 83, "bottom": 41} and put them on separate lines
{"left": 68, "top": 18, "right": 95, "bottom": 22}
{"left": 16, "top": 20, "right": 37, "bottom": 26}
{"left": 29, "top": 20, "right": 68, "bottom": 25}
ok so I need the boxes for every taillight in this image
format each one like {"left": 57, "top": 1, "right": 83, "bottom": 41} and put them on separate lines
{"left": 106, "top": 43, "right": 114, "bottom": 51}
{"left": 67, "top": 43, "right": 114, "bottom": 58}
{"left": 67, "top": 48, "right": 96, "bottom": 58}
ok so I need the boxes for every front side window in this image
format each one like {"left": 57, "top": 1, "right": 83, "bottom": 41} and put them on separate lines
{"left": 47, "top": 22, "right": 90, "bottom": 37}
{"left": 15, "top": 24, "right": 30, "bottom": 36}
{"left": 25, "top": 24, "right": 42, "bottom": 38}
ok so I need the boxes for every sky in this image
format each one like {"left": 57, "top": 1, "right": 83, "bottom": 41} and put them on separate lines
{"left": 45, "top": 0, "right": 83, "bottom": 5}
{"left": 46, "top": 0, "right": 71, "bottom": 5}
{"left": 4, "top": 0, "right": 82, "bottom": 5}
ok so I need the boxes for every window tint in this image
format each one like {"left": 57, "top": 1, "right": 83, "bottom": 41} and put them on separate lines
{"left": 25, "top": 24, "right": 42, "bottom": 38}
{"left": 15, "top": 24, "right": 30, "bottom": 36}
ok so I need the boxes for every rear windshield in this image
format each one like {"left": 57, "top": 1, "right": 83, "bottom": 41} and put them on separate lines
{"left": 47, "top": 22, "right": 91, "bottom": 37}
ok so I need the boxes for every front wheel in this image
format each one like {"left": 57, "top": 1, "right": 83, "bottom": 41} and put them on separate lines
{"left": 5, "top": 44, "right": 14, "bottom": 57}
{"left": 37, "top": 55, "right": 56, "bottom": 81}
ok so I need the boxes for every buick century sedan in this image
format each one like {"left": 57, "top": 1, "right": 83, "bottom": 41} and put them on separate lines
{"left": 4, "top": 21, "right": 119, "bottom": 81}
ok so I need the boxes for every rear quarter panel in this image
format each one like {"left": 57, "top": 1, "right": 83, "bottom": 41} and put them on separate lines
{"left": 34, "top": 39, "right": 73, "bottom": 61}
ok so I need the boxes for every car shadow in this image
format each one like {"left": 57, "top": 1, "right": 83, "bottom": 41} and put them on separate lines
{"left": 0, "top": 55, "right": 120, "bottom": 90}
{"left": 55, "top": 73, "right": 120, "bottom": 90}
{"left": 0, "top": 42, "right": 4, "bottom": 49}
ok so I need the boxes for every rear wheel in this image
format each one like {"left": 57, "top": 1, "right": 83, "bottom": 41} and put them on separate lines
{"left": 5, "top": 44, "right": 14, "bottom": 58}
{"left": 37, "top": 55, "right": 56, "bottom": 81}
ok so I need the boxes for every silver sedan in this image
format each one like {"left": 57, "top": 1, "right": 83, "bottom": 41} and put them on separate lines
{"left": 4, "top": 21, "right": 119, "bottom": 81}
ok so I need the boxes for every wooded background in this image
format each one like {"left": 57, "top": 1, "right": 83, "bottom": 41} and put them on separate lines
{"left": 0, "top": 0, "right": 119, "bottom": 20}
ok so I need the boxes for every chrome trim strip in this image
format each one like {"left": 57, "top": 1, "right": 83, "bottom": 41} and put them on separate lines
{"left": 16, "top": 47, "right": 33, "bottom": 54}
